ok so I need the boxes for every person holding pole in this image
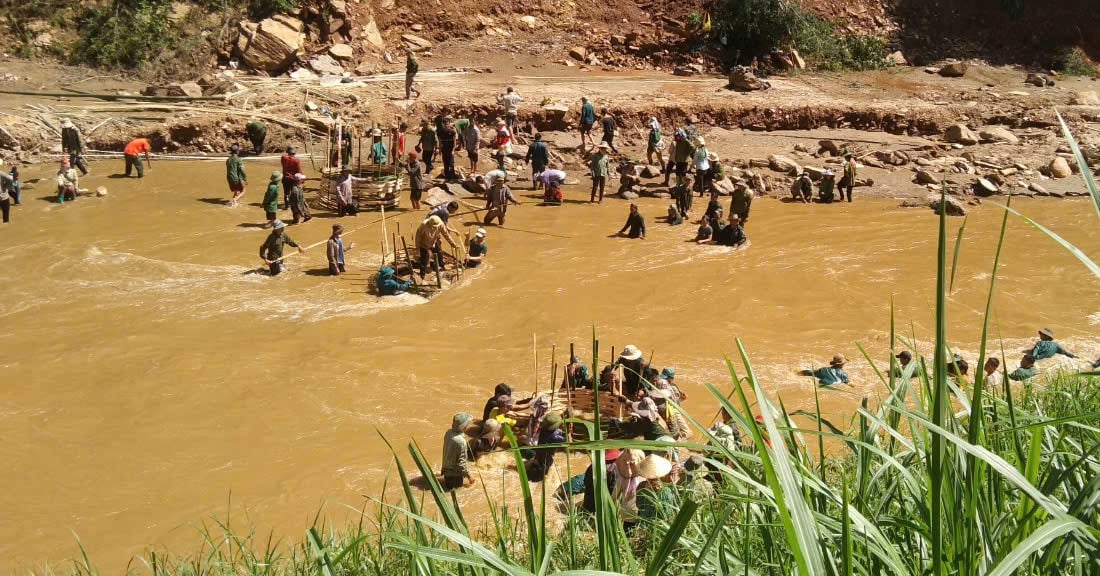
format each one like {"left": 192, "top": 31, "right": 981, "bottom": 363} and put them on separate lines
{"left": 259, "top": 220, "right": 304, "bottom": 276}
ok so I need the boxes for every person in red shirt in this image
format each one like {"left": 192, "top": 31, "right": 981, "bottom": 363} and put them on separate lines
{"left": 392, "top": 122, "right": 407, "bottom": 165}
{"left": 280, "top": 146, "right": 302, "bottom": 209}
{"left": 123, "top": 138, "right": 152, "bottom": 178}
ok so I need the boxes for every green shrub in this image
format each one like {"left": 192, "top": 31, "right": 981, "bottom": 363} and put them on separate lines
{"left": 72, "top": 0, "right": 171, "bottom": 68}
{"left": 711, "top": 0, "right": 886, "bottom": 71}
{"left": 247, "top": 0, "right": 298, "bottom": 20}
{"left": 1052, "top": 46, "right": 1098, "bottom": 78}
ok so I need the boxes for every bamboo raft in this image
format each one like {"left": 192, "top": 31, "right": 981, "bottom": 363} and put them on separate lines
{"left": 474, "top": 385, "right": 627, "bottom": 445}
{"left": 317, "top": 165, "right": 402, "bottom": 212}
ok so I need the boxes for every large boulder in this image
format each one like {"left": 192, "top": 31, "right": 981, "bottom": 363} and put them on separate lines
{"left": 1048, "top": 156, "right": 1072, "bottom": 178}
{"left": 727, "top": 66, "right": 770, "bottom": 92}
{"left": 240, "top": 17, "right": 304, "bottom": 74}
{"left": 944, "top": 124, "right": 979, "bottom": 145}
{"left": 308, "top": 54, "right": 345, "bottom": 75}
{"left": 978, "top": 126, "right": 1019, "bottom": 145}
{"left": 1071, "top": 91, "right": 1100, "bottom": 106}
{"left": 938, "top": 61, "right": 969, "bottom": 77}
{"left": 931, "top": 195, "right": 968, "bottom": 216}
{"left": 401, "top": 33, "right": 433, "bottom": 52}
{"left": 362, "top": 18, "right": 385, "bottom": 50}
{"left": 328, "top": 43, "right": 354, "bottom": 61}
{"left": 712, "top": 178, "right": 736, "bottom": 196}
{"left": 768, "top": 154, "right": 801, "bottom": 175}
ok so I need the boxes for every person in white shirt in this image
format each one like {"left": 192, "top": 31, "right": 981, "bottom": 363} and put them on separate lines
{"left": 497, "top": 87, "right": 523, "bottom": 133}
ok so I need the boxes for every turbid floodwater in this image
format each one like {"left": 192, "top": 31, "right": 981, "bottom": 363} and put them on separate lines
{"left": 1, "top": 157, "right": 1098, "bottom": 572}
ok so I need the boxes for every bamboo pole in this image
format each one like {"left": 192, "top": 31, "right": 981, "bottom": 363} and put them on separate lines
{"left": 0, "top": 88, "right": 225, "bottom": 102}
{"left": 400, "top": 236, "right": 418, "bottom": 286}
{"left": 533, "top": 334, "right": 539, "bottom": 398}
{"left": 434, "top": 251, "right": 443, "bottom": 288}
{"left": 566, "top": 342, "right": 575, "bottom": 441}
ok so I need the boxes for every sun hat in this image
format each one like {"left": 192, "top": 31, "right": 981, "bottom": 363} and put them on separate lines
{"left": 61, "top": 118, "right": 74, "bottom": 128}
{"left": 426, "top": 215, "right": 444, "bottom": 228}
{"left": 452, "top": 412, "right": 472, "bottom": 430}
{"left": 707, "top": 151, "right": 719, "bottom": 162}
{"left": 824, "top": 169, "right": 834, "bottom": 176}
{"left": 294, "top": 173, "right": 306, "bottom": 181}
{"left": 597, "top": 142, "right": 611, "bottom": 150}
{"left": 272, "top": 220, "right": 287, "bottom": 229}
{"left": 694, "top": 136, "right": 706, "bottom": 146}
{"left": 341, "top": 165, "right": 352, "bottom": 172}
{"left": 496, "top": 118, "right": 506, "bottom": 126}
{"left": 615, "top": 449, "right": 645, "bottom": 478}
{"left": 660, "top": 367, "right": 675, "bottom": 380}
{"left": 542, "top": 412, "right": 563, "bottom": 432}
{"left": 1038, "top": 327, "right": 1055, "bottom": 338}
{"left": 481, "top": 418, "right": 501, "bottom": 434}
{"left": 475, "top": 228, "right": 487, "bottom": 238}
{"left": 649, "top": 117, "right": 660, "bottom": 129}
{"left": 371, "top": 128, "right": 382, "bottom": 137}
{"left": 830, "top": 354, "right": 847, "bottom": 367}
{"left": 637, "top": 454, "right": 673, "bottom": 480}
{"left": 896, "top": 351, "right": 912, "bottom": 361}
{"left": 620, "top": 345, "right": 643, "bottom": 361}
{"left": 270, "top": 171, "right": 282, "bottom": 181}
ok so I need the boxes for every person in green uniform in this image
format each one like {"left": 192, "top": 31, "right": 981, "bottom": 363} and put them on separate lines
{"left": 666, "top": 204, "right": 683, "bottom": 225}
{"left": 664, "top": 129, "right": 694, "bottom": 188}
{"left": 262, "top": 171, "right": 281, "bottom": 227}
{"left": 729, "top": 182, "right": 754, "bottom": 224}
{"left": 415, "top": 118, "right": 437, "bottom": 174}
{"left": 442, "top": 412, "right": 475, "bottom": 490}
{"left": 405, "top": 48, "right": 421, "bottom": 99}
{"left": 259, "top": 220, "right": 304, "bottom": 276}
{"left": 466, "top": 228, "right": 488, "bottom": 267}
{"left": 246, "top": 120, "right": 267, "bottom": 154}
{"left": 590, "top": 142, "right": 611, "bottom": 203}
{"left": 1028, "top": 327, "right": 1077, "bottom": 360}
{"left": 525, "top": 133, "right": 550, "bottom": 189}
{"left": 1008, "top": 354, "right": 1038, "bottom": 382}
{"left": 226, "top": 144, "right": 247, "bottom": 207}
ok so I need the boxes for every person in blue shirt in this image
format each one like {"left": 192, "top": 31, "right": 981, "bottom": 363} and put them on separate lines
{"left": 809, "top": 354, "right": 850, "bottom": 386}
{"left": 1028, "top": 327, "right": 1077, "bottom": 360}
{"left": 370, "top": 128, "right": 388, "bottom": 164}
{"left": 579, "top": 96, "right": 596, "bottom": 150}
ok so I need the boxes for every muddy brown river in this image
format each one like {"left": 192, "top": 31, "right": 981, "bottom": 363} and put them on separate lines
{"left": 2, "top": 158, "right": 1098, "bottom": 572}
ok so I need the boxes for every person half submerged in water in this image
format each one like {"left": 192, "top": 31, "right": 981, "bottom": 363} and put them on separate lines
{"left": 377, "top": 266, "right": 413, "bottom": 295}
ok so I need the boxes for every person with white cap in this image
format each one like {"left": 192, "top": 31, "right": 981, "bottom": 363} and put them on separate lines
{"left": 646, "top": 117, "right": 664, "bottom": 167}
{"left": 287, "top": 173, "right": 311, "bottom": 223}
{"left": 609, "top": 449, "right": 645, "bottom": 524}
{"left": 259, "top": 220, "right": 304, "bottom": 276}
{"left": 691, "top": 136, "right": 711, "bottom": 201}
{"left": 589, "top": 142, "right": 611, "bottom": 203}
{"left": 1027, "top": 327, "right": 1077, "bottom": 360}
{"left": 497, "top": 87, "right": 523, "bottom": 134}
{"left": 636, "top": 454, "right": 675, "bottom": 524}
{"left": 281, "top": 146, "right": 303, "bottom": 209}
{"left": 370, "top": 128, "right": 388, "bottom": 165}
{"left": 226, "top": 144, "right": 247, "bottom": 208}
{"left": 465, "top": 228, "right": 489, "bottom": 267}
{"left": 335, "top": 166, "right": 366, "bottom": 217}
{"left": 817, "top": 169, "right": 836, "bottom": 203}
{"left": 60, "top": 119, "right": 89, "bottom": 175}
{"left": 261, "top": 171, "right": 282, "bottom": 227}
{"left": 617, "top": 344, "right": 646, "bottom": 395}
{"left": 56, "top": 157, "right": 79, "bottom": 203}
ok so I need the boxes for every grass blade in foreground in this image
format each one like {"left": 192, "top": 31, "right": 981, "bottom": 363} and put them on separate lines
{"left": 1056, "top": 110, "right": 1100, "bottom": 220}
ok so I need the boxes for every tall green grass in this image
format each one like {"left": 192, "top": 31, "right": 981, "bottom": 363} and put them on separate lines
{"left": 38, "top": 124, "right": 1100, "bottom": 576}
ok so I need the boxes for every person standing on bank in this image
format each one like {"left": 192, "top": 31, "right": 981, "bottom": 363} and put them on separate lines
{"left": 60, "top": 119, "right": 89, "bottom": 176}
{"left": 405, "top": 48, "right": 421, "bottom": 99}
{"left": 259, "top": 220, "right": 304, "bottom": 276}
{"left": 590, "top": 142, "right": 611, "bottom": 203}
{"left": 599, "top": 108, "right": 619, "bottom": 153}
{"left": 226, "top": 144, "right": 247, "bottom": 207}
{"left": 646, "top": 117, "right": 664, "bottom": 167}
{"left": 525, "top": 133, "right": 550, "bottom": 189}
{"left": 464, "top": 117, "right": 481, "bottom": 173}
{"left": 437, "top": 116, "right": 460, "bottom": 181}
{"left": 838, "top": 153, "right": 856, "bottom": 203}
{"left": 415, "top": 118, "right": 437, "bottom": 175}
{"left": 123, "top": 137, "right": 152, "bottom": 178}
{"left": 405, "top": 151, "right": 426, "bottom": 210}
{"left": 281, "top": 146, "right": 302, "bottom": 209}
{"left": 579, "top": 96, "right": 597, "bottom": 151}
{"left": 498, "top": 87, "right": 523, "bottom": 134}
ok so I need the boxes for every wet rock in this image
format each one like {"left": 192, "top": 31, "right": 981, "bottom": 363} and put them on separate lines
{"left": 768, "top": 154, "right": 801, "bottom": 175}
{"left": 914, "top": 169, "right": 939, "bottom": 185}
{"left": 938, "top": 61, "right": 969, "bottom": 77}
{"left": 944, "top": 124, "right": 979, "bottom": 145}
{"left": 978, "top": 126, "right": 1019, "bottom": 145}
{"left": 931, "top": 195, "right": 968, "bottom": 216}
{"left": 974, "top": 177, "right": 999, "bottom": 196}
{"left": 1048, "top": 157, "right": 1072, "bottom": 178}
{"left": 1071, "top": 91, "right": 1100, "bottom": 106}
{"left": 1025, "top": 73, "right": 1053, "bottom": 87}
{"left": 727, "top": 66, "right": 771, "bottom": 92}
{"left": 401, "top": 34, "right": 432, "bottom": 51}
{"left": 240, "top": 17, "right": 304, "bottom": 74}
{"left": 329, "top": 43, "right": 353, "bottom": 60}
